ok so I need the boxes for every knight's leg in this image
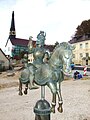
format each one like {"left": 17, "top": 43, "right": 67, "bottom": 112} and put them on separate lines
{"left": 57, "top": 82, "right": 63, "bottom": 113}
{"left": 29, "top": 74, "right": 39, "bottom": 89}
{"left": 24, "top": 82, "right": 28, "bottom": 95}
{"left": 18, "top": 79, "right": 23, "bottom": 96}
{"left": 47, "top": 82, "right": 57, "bottom": 113}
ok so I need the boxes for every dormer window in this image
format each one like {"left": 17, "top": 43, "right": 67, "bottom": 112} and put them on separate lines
{"left": 80, "top": 53, "right": 83, "bottom": 58}
{"left": 85, "top": 43, "right": 88, "bottom": 48}
{"left": 80, "top": 44, "right": 83, "bottom": 49}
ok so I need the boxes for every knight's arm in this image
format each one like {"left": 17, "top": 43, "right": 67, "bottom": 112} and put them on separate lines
{"left": 28, "top": 40, "right": 34, "bottom": 54}
{"left": 44, "top": 32, "right": 46, "bottom": 37}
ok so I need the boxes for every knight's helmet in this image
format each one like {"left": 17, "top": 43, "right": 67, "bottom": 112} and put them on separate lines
{"left": 36, "top": 31, "right": 46, "bottom": 46}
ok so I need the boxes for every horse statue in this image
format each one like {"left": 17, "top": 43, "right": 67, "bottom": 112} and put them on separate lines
{"left": 18, "top": 42, "right": 74, "bottom": 113}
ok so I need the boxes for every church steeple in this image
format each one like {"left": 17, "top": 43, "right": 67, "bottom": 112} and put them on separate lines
{"left": 9, "top": 11, "right": 16, "bottom": 39}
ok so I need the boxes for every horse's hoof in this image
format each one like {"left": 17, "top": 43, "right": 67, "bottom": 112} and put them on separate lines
{"left": 57, "top": 106, "right": 63, "bottom": 113}
{"left": 24, "top": 90, "right": 27, "bottom": 95}
{"left": 51, "top": 107, "right": 55, "bottom": 113}
{"left": 18, "top": 92, "right": 23, "bottom": 96}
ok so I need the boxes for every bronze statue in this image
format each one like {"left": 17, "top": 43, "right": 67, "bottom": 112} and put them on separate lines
{"left": 19, "top": 31, "right": 50, "bottom": 94}
{"left": 19, "top": 34, "right": 74, "bottom": 113}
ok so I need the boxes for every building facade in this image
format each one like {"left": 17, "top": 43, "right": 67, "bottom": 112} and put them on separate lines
{"left": 0, "top": 48, "right": 9, "bottom": 71}
{"left": 69, "top": 34, "right": 90, "bottom": 65}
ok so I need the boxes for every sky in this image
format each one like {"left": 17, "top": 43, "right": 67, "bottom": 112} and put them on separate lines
{"left": 0, "top": 0, "right": 90, "bottom": 50}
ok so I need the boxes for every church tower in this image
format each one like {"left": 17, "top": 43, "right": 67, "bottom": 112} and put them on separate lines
{"left": 9, "top": 11, "right": 16, "bottom": 39}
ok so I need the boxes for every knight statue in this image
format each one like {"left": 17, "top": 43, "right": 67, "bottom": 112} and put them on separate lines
{"left": 27, "top": 31, "right": 50, "bottom": 88}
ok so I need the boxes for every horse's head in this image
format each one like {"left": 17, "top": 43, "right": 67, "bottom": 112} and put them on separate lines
{"left": 59, "top": 42, "right": 75, "bottom": 76}
{"left": 49, "top": 42, "right": 75, "bottom": 76}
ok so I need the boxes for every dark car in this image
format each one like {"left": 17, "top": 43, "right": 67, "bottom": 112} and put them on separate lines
{"left": 71, "top": 63, "right": 75, "bottom": 70}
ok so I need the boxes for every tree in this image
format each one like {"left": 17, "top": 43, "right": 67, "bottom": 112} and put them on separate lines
{"left": 75, "top": 19, "right": 90, "bottom": 36}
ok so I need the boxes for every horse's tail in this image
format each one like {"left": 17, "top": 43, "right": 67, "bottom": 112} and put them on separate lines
{"left": 19, "top": 68, "right": 30, "bottom": 84}
{"left": 19, "top": 63, "right": 37, "bottom": 84}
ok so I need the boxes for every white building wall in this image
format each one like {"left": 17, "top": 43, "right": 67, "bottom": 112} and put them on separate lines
{"left": 4, "top": 40, "right": 13, "bottom": 57}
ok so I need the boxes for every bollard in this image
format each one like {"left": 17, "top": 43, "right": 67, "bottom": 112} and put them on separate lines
{"left": 83, "top": 65, "right": 87, "bottom": 76}
{"left": 34, "top": 86, "right": 51, "bottom": 120}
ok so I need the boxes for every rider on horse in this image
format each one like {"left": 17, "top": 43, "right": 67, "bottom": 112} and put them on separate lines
{"left": 28, "top": 31, "right": 50, "bottom": 89}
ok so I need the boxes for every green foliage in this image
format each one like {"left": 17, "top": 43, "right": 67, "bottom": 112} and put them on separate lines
{"left": 75, "top": 19, "right": 90, "bottom": 36}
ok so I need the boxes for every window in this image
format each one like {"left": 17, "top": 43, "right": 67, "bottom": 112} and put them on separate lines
{"left": 85, "top": 43, "right": 88, "bottom": 48}
{"left": 86, "top": 53, "right": 89, "bottom": 57}
{"left": 80, "top": 44, "right": 83, "bottom": 49}
{"left": 80, "top": 53, "right": 83, "bottom": 58}
{"left": 73, "top": 54, "right": 75, "bottom": 58}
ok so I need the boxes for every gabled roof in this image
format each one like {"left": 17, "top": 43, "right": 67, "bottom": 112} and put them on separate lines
{"left": 0, "top": 48, "right": 9, "bottom": 60}
{"left": 5, "top": 37, "right": 54, "bottom": 52}
{"left": 10, "top": 38, "right": 29, "bottom": 47}
{"left": 10, "top": 38, "right": 54, "bottom": 51}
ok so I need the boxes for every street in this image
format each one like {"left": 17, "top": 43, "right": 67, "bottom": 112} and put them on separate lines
{"left": 0, "top": 78, "right": 90, "bottom": 120}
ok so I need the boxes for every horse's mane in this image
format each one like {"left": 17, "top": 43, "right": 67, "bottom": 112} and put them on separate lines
{"left": 49, "top": 42, "right": 74, "bottom": 63}
{"left": 53, "top": 42, "right": 74, "bottom": 52}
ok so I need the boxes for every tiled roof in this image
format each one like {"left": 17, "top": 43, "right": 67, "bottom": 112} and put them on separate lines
{"left": 6, "top": 37, "right": 54, "bottom": 53}
{"left": 44, "top": 44, "right": 55, "bottom": 52}
{"left": 10, "top": 38, "right": 28, "bottom": 46}
{"left": 69, "top": 34, "right": 90, "bottom": 44}
{"left": 10, "top": 38, "right": 54, "bottom": 52}
{"left": 10, "top": 38, "right": 36, "bottom": 47}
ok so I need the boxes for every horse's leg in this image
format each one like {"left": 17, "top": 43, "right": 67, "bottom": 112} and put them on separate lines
{"left": 51, "top": 93, "right": 56, "bottom": 113}
{"left": 29, "top": 74, "right": 39, "bottom": 89}
{"left": 24, "top": 82, "right": 28, "bottom": 95}
{"left": 57, "top": 82, "right": 63, "bottom": 113}
{"left": 18, "top": 79, "right": 23, "bottom": 96}
{"left": 47, "top": 82, "right": 57, "bottom": 113}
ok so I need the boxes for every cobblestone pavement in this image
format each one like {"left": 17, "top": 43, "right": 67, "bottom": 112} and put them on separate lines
{"left": 0, "top": 78, "right": 90, "bottom": 120}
